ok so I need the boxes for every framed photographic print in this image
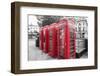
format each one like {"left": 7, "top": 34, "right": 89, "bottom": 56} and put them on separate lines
{"left": 11, "top": 2, "right": 98, "bottom": 74}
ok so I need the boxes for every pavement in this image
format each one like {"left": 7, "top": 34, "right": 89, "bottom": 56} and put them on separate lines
{"left": 28, "top": 39, "right": 53, "bottom": 61}
{"left": 28, "top": 39, "right": 88, "bottom": 61}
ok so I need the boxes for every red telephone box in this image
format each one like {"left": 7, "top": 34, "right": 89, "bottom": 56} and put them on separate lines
{"left": 39, "top": 27, "right": 44, "bottom": 50}
{"left": 57, "top": 19, "right": 76, "bottom": 59}
{"left": 68, "top": 17, "right": 76, "bottom": 58}
{"left": 39, "top": 18, "right": 76, "bottom": 59}
{"left": 48, "top": 23, "right": 58, "bottom": 58}
{"left": 69, "top": 28, "right": 76, "bottom": 58}
{"left": 57, "top": 19, "right": 70, "bottom": 59}
{"left": 43, "top": 25, "right": 49, "bottom": 53}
